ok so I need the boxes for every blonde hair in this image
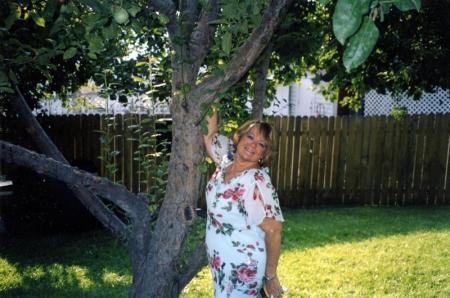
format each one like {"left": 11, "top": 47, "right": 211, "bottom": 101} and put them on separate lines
{"left": 232, "top": 120, "right": 273, "bottom": 165}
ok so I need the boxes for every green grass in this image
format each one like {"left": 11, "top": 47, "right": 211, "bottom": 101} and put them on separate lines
{"left": 0, "top": 232, "right": 131, "bottom": 297}
{"left": 1, "top": 207, "right": 450, "bottom": 297}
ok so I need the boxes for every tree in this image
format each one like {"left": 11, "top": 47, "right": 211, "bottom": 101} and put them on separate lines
{"left": 0, "top": 0, "right": 423, "bottom": 297}
{"left": 1, "top": 0, "right": 293, "bottom": 296}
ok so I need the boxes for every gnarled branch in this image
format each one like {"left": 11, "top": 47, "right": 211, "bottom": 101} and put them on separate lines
{"left": 7, "top": 85, "right": 131, "bottom": 239}
{"left": 191, "top": 0, "right": 293, "bottom": 108}
{"left": 182, "top": 0, "right": 199, "bottom": 38}
{"left": 0, "top": 140, "right": 151, "bottom": 225}
{"left": 188, "top": 0, "right": 219, "bottom": 76}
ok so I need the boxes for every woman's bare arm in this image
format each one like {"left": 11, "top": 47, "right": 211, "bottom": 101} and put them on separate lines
{"left": 260, "top": 217, "right": 283, "bottom": 297}
{"left": 203, "top": 110, "right": 218, "bottom": 159}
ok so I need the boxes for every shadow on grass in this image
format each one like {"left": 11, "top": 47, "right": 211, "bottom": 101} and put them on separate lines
{"left": 281, "top": 206, "right": 450, "bottom": 252}
{"left": 0, "top": 231, "right": 131, "bottom": 298}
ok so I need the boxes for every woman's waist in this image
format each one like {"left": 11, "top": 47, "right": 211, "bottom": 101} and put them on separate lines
{"left": 205, "top": 223, "right": 266, "bottom": 243}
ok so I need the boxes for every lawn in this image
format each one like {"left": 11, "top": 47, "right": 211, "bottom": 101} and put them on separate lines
{"left": 1, "top": 207, "right": 449, "bottom": 297}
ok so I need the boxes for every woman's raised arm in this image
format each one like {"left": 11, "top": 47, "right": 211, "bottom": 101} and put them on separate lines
{"left": 203, "top": 110, "right": 218, "bottom": 159}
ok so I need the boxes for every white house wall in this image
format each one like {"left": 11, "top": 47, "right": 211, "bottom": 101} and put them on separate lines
{"left": 265, "top": 77, "right": 337, "bottom": 117}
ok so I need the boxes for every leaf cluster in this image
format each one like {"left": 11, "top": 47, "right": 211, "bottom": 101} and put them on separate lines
{"left": 314, "top": 0, "right": 449, "bottom": 107}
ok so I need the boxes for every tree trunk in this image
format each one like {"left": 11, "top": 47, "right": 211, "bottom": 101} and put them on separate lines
{"left": 251, "top": 43, "right": 273, "bottom": 120}
{"left": 130, "top": 100, "right": 206, "bottom": 297}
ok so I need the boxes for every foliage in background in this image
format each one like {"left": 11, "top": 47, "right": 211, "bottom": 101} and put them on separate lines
{"left": 0, "top": 0, "right": 171, "bottom": 112}
{"left": 126, "top": 114, "right": 170, "bottom": 212}
{"left": 206, "top": 0, "right": 449, "bottom": 116}
{"left": 95, "top": 56, "right": 171, "bottom": 212}
{"left": 313, "top": 0, "right": 449, "bottom": 110}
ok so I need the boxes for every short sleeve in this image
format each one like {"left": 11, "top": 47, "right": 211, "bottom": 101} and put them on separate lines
{"left": 244, "top": 170, "right": 284, "bottom": 226}
{"left": 210, "top": 133, "right": 233, "bottom": 166}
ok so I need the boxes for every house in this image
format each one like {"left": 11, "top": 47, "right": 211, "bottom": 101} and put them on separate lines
{"left": 265, "top": 76, "right": 338, "bottom": 117}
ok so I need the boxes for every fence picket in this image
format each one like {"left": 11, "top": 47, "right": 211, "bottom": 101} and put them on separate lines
{"left": 330, "top": 117, "right": 342, "bottom": 204}
{"left": 298, "top": 117, "right": 311, "bottom": 205}
{"left": 282, "top": 117, "right": 295, "bottom": 205}
{"left": 441, "top": 115, "right": 450, "bottom": 204}
{"left": 323, "top": 117, "right": 335, "bottom": 203}
{"left": 360, "top": 117, "right": 372, "bottom": 205}
{"left": 290, "top": 117, "right": 302, "bottom": 206}
{"left": 337, "top": 117, "right": 349, "bottom": 203}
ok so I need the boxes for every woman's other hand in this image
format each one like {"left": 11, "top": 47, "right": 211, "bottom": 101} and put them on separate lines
{"left": 264, "top": 275, "right": 284, "bottom": 297}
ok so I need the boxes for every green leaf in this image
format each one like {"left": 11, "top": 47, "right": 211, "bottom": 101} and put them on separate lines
{"left": 0, "top": 71, "right": 13, "bottom": 93}
{"left": 86, "top": 35, "right": 104, "bottom": 53}
{"left": 8, "top": 70, "right": 18, "bottom": 84}
{"left": 320, "top": 0, "right": 332, "bottom": 5}
{"left": 112, "top": 7, "right": 129, "bottom": 24}
{"left": 222, "top": 32, "right": 232, "bottom": 55}
{"left": 0, "top": 86, "right": 14, "bottom": 93}
{"left": 332, "top": 0, "right": 371, "bottom": 45}
{"left": 0, "top": 70, "right": 9, "bottom": 83}
{"left": 135, "top": 61, "right": 147, "bottom": 67}
{"left": 5, "top": 9, "right": 19, "bottom": 30}
{"left": 14, "top": 55, "right": 33, "bottom": 64}
{"left": 102, "top": 23, "right": 118, "bottom": 40}
{"left": 132, "top": 75, "right": 145, "bottom": 83}
{"left": 127, "top": 5, "right": 141, "bottom": 17}
{"left": 207, "top": 19, "right": 228, "bottom": 25}
{"left": 87, "top": 51, "right": 97, "bottom": 60}
{"left": 32, "top": 15, "right": 46, "bottom": 27}
{"left": 393, "top": 0, "right": 421, "bottom": 11}
{"left": 157, "top": 14, "right": 169, "bottom": 25}
{"left": 343, "top": 17, "right": 379, "bottom": 71}
{"left": 63, "top": 47, "right": 77, "bottom": 60}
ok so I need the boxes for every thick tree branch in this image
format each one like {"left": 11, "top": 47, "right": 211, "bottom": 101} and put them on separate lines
{"left": 182, "top": 0, "right": 199, "bottom": 38}
{"left": 7, "top": 86, "right": 133, "bottom": 238}
{"left": 10, "top": 86, "right": 68, "bottom": 163}
{"left": 191, "top": 0, "right": 293, "bottom": 108}
{"left": 251, "top": 42, "right": 273, "bottom": 120}
{"left": 0, "top": 140, "right": 151, "bottom": 220}
{"left": 189, "top": 0, "right": 219, "bottom": 75}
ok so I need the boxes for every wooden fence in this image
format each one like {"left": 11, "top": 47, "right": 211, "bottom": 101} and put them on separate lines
{"left": 1, "top": 114, "right": 449, "bottom": 207}
{"left": 0, "top": 114, "right": 170, "bottom": 195}
{"left": 268, "top": 114, "right": 450, "bottom": 207}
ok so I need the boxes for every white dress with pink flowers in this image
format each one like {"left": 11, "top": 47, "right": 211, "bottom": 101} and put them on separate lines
{"left": 205, "top": 134, "right": 284, "bottom": 298}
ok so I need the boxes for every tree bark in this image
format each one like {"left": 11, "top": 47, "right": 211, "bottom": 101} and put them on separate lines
{"left": 251, "top": 43, "right": 273, "bottom": 120}
{"left": 130, "top": 100, "right": 206, "bottom": 297}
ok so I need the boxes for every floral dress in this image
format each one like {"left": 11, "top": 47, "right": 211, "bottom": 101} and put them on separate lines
{"left": 205, "top": 134, "right": 284, "bottom": 298}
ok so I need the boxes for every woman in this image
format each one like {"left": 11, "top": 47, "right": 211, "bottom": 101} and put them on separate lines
{"left": 203, "top": 111, "right": 285, "bottom": 298}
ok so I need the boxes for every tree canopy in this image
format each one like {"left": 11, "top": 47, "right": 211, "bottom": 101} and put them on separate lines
{"left": 312, "top": 0, "right": 449, "bottom": 109}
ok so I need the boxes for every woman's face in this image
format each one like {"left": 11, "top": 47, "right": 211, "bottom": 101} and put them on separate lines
{"left": 235, "top": 127, "right": 267, "bottom": 164}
